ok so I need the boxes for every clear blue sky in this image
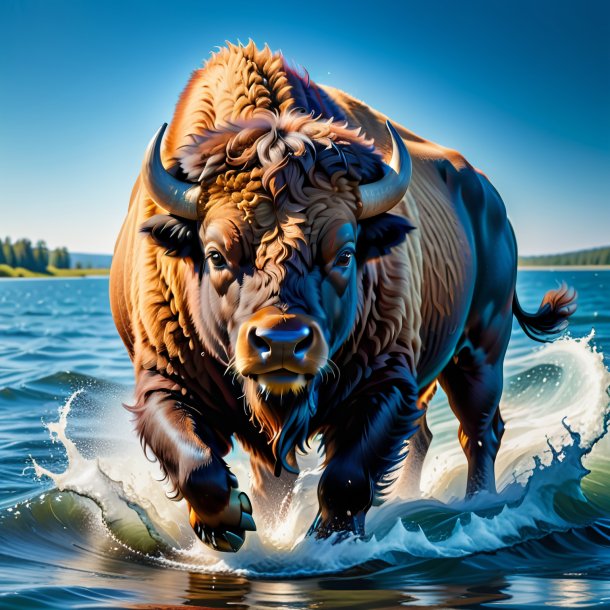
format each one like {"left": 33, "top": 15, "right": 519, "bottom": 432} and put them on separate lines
{"left": 1, "top": 0, "right": 608, "bottom": 255}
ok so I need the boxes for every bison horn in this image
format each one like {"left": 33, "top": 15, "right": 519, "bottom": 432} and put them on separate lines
{"left": 357, "top": 121, "right": 412, "bottom": 219}
{"left": 141, "top": 123, "right": 200, "bottom": 220}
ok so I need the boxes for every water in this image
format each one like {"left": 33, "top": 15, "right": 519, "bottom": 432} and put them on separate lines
{"left": 0, "top": 271, "right": 609, "bottom": 609}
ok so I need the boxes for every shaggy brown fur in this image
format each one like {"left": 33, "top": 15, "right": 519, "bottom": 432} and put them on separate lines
{"left": 110, "top": 42, "right": 575, "bottom": 547}
{"left": 112, "top": 41, "right": 465, "bottom": 391}
{"left": 111, "top": 40, "right": 470, "bottom": 507}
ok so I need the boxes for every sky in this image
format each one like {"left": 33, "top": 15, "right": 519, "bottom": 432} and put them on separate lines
{"left": 0, "top": 0, "right": 608, "bottom": 255}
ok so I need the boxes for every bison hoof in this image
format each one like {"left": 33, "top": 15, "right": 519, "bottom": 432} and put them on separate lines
{"left": 189, "top": 488, "right": 256, "bottom": 553}
{"left": 307, "top": 511, "right": 366, "bottom": 542}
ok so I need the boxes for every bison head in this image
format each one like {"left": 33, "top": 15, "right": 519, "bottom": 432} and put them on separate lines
{"left": 139, "top": 110, "right": 413, "bottom": 471}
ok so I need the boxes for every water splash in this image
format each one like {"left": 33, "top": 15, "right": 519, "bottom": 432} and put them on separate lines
{"left": 32, "top": 390, "right": 191, "bottom": 551}
{"left": 26, "top": 334, "right": 610, "bottom": 577}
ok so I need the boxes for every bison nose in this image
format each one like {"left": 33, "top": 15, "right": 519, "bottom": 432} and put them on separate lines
{"left": 235, "top": 307, "right": 328, "bottom": 380}
{"left": 248, "top": 324, "right": 314, "bottom": 360}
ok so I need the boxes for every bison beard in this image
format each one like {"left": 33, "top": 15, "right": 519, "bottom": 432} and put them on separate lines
{"left": 243, "top": 376, "right": 319, "bottom": 475}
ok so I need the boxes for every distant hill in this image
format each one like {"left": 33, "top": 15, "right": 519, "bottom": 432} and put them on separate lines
{"left": 519, "top": 245, "right": 610, "bottom": 267}
{"left": 70, "top": 252, "right": 113, "bottom": 269}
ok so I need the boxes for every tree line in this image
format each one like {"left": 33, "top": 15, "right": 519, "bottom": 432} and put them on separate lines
{"left": 0, "top": 237, "right": 71, "bottom": 272}
{"left": 519, "top": 245, "right": 610, "bottom": 266}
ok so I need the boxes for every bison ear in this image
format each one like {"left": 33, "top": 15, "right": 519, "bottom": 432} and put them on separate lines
{"left": 356, "top": 213, "right": 415, "bottom": 263}
{"left": 140, "top": 214, "right": 200, "bottom": 259}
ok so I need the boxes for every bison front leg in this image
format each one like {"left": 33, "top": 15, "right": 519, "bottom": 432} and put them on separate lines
{"left": 185, "top": 462, "right": 256, "bottom": 553}
{"left": 311, "top": 357, "right": 419, "bottom": 539}
{"left": 130, "top": 379, "right": 255, "bottom": 552}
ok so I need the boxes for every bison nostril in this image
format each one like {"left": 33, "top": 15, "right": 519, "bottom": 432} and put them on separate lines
{"left": 248, "top": 328, "right": 271, "bottom": 358}
{"left": 294, "top": 327, "right": 313, "bottom": 359}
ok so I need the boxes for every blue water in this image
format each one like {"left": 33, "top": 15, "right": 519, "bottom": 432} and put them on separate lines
{"left": 0, "top": 271, "right": 609, "bottom": 609}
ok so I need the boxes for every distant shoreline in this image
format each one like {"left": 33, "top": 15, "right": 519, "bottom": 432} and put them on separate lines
{"left": 0, "top": 265, "right": 110, "bottom": 279}
{"left": 0, "top": 274, "right": 110, "bottom": 280}
{"left": 1, "top": 266, "right": 608, "bottom": 280}
{"left": 518, "top": 265, "right": 610, "bottom": 271}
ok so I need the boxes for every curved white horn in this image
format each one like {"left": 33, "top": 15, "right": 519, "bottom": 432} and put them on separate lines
{"left": 357, "top": 121, "right": 412, "bottom": 219}
{"left": 141, "top": 123, "right": 200, "bottom": 220}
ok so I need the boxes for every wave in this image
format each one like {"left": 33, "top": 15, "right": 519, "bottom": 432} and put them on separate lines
{"left": 2, "top": 334, "right": 609, "bottom": 579}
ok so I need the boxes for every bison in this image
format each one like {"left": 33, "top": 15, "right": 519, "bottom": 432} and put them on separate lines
{"left": 110, "top": 42, "right": 576, "bottom": 552}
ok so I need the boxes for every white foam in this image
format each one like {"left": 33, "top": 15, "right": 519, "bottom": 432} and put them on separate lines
{"left": 32, "top": 334, "right": 610, "bottom": 577}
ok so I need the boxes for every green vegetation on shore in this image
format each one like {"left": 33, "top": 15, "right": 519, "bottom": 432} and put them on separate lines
{"left": 519, "top": 245, "right": 610, "bottom": 267}
{"left": 0, "top": 264, "right": 110, "bottom": 278}
{"left": 1, "top": 237, "right": 71, "bottom": 272}
{"left": 0, "top": 236, "right": 110, "bottom": 278}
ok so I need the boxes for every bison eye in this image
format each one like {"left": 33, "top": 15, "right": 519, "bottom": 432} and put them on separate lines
{"left": 334, "top": 249, "right": 354, "bottom": 268}
{"left": 207, "top": 250, "right": 227, "bottom": 269}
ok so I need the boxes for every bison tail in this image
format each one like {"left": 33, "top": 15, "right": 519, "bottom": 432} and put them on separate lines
{"left": 512, "top": 282, "right": 577, "bottom": 342}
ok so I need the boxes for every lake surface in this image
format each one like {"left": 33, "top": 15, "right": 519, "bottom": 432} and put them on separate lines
{"left": 0, "top": 271, "right": 609, "bottom": 609}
